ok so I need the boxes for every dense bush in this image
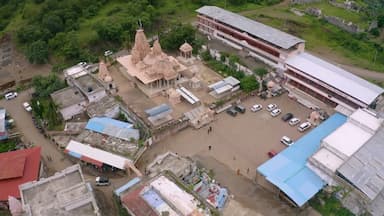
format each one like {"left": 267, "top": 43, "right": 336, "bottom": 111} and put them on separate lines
{"left": 26, "top": 40, "right": 49, "bottom": 64}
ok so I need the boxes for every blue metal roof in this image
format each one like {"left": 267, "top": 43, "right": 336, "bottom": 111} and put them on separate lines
{"left": 257, "top": 113, "right": 347, "bottom": 206}
{"left": 145, "top": 104, "right": 171, "bottom": 117}
{"left": 85, "top": 117, "right": 139, "bottom": 141}
{"left": 114, "top": 177, "right": 141, "bottom": 196}
{"left": 141, "top": 188, "right": 166, "bottom": 209}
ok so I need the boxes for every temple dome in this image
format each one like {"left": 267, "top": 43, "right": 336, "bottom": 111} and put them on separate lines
{"left": 179, "top": 42, "right": 193, "bottom": 52}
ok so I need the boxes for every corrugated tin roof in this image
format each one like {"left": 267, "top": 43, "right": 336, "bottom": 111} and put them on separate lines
{"left": 85, "top": 117, "right": 139, "bottom": 141}
{"left": 257, "top": 113, "right": 347, "bottom": 206}
{"left": 338, "top": 126, "right": 384, "bottom": 200}
{"left": 0, "top": 147, "right": 41, "bottom": 201}
{"left": 145, "top": 104, "right": 171, "bottom": 117}
{"left": 66, "top": 140, "right": 131, "bottom": 170}
{"left": 286, "top": 52, "right": 384, "bottom": 106}
{"left": 114, "top": 177, "right": 141, "bottom": 196}
{"left": 196, "top": 6, "right": 305, "bottom": 49}
{"left": 0, "top": 109, "right": 5, "bottom": 133}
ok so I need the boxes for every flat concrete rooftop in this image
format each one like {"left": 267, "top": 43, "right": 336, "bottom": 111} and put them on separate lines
{"left": 51, "top": 87, "right": 86, "bottom": 108}
{"left": 75, "top": 74, "right": 104, "bottom": 94}
{"left": 19, "top": 164, "right": 100, "bottom": 216}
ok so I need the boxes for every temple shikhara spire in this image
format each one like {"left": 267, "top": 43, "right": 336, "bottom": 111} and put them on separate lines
{"left": 116, "top": 28, "right": 188, "bottom": 97}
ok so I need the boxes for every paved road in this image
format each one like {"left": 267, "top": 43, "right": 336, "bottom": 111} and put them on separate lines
{"left": 0, "top": 90, "right": 73, "bottom": 173}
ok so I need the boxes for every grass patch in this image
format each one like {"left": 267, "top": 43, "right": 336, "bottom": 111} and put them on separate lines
{"left": 309, "top": 191, "right": 354, "bottom": 216}
{"left": 0, "top": 139, "right": 17, "bottom": 153}
{"left": 244, "top": 6, "right": 384, "bottom": 72}
{"left": 294, "top": 1, "right": 369, "bottom": 28}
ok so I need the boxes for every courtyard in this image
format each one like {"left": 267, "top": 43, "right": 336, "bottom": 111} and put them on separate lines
{"left": 138, "top": 93, "right": 323, "bottom": 215}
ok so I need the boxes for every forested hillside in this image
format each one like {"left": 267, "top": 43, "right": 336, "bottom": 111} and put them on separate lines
{"left": 0, "top": 0, "right": 383, "bottom": 71}
{"left": 0, "top": 0, "right": 279, "bottom": 65}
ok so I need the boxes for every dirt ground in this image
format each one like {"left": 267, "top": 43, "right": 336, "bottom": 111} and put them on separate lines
{"left": 0, "top": 91, "right": 132, "bottom": 216}
{"left": 0, "top": 38, "right": 51, "bottom": 87}
{"left": 138, "top": 93, "right": 315, "bottom": 215}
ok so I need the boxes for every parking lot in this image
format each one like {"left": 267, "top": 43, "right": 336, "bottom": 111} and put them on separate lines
{"left": 138, "top": 93, "right": 314, "bottom": 215}
{"left": 141, "top": 93, "right": 313, "bottom": 178}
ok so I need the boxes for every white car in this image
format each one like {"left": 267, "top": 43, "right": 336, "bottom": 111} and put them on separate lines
{"left": 281, "top": 136, "right": 294, "bottom": 146}
{"left": 289, "top": 118, "right": 301, "bottom": 126}
{"left": 4, "top": 92, "right": 17, "bottom": 100}
{"left": 266, "top": 104, "right": 277, "bottom": 111}
{"left": 298, "top": 122, "right": 312, "bottom": 132}
{"left": 23, "top": 102, "right": 32, "bottom": 112}
{"left": 251, "top": 104, "right": 262, "bottom": 112}
{"left": 104, "top": 50, "right": 113, "bottom": 57}
{"left": 270, "top": 108, "right": 281, "bottom": 117}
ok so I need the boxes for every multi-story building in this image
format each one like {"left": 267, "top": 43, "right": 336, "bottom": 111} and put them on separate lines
{"left": 196, "top": 6, "right": 305, "bottom": 68}
{"left": 285, "top": 52, "right": 384, "bottom": 110}
{"left": 196, "top": 6, "right": 384, "bottom": 111}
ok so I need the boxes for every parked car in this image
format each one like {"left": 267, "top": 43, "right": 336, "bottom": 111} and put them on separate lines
{"left": 104, "top": 50, "right": 113, "bottom": 57}
{"left": 78, "top": 62, "right": 87, "bottom": 67}
{"left": 23, "top": 102, "right": 32, "bottom": 112}
{"left": 281, "top": 113, "right": 293, "bottom": 122}
{"left": 268, "top": 150, "right": 277, "bottom": 158}
{"left": 226, "top": 108, "right": 238, "bottom": 117}
{"left": 298, "top": 122, "right": 312, "bottom": 132}
{"left": 250, "top": 104, "right": 262, "bottom": 112}
{"left": 95, "top": 176, "right": 110, "bottom": 186}
{"left": 280, "top": 136, "right": 294, "bottom": 146}
{"left": 234, "top": 105, "right": 246, "bottom": 113}
{"left": 289, "top": 118, "right": 301, "bottom": 126}
{"left": 4, "top": 91, "right": 17, "bottom": 100}
{"left": 266, "top": 104, "right": 277, "bottom": 111}
{"left": 270, "top": 108, "right": 281, "bottom": 117}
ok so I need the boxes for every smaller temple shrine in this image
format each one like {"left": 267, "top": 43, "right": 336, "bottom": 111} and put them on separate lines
{"left": 179, "top": 42, "right": 193, "bottom": 59}
{"left": 117, "top": 28, "right": 188, "bottom": 97}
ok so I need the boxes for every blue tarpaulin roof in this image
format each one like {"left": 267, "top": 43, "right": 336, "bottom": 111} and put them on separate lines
{"left": 85, "top": 117, "right": 139, "bottom": 141}
{"left": 257, "top": 113, "right": 347, "bottom": 206}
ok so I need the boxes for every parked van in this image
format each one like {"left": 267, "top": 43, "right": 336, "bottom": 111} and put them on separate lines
{"left": 298, "top": 122, "right": 311, "bottom": 132}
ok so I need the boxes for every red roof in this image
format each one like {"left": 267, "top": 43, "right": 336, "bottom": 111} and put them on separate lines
{"left": 0, "top": 147, "right": 41, "bottom": 201}
{"left": 80, "top": 155, "right": 103, "bottom": 167}
{"left": 121, "top": 186, "right": 157, "bottom": 216}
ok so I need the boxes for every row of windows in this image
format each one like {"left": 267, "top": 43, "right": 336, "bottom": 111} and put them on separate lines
{"left": 286, "top": 70, "right": 360, "bottom": 108}
{"left": 197, "top": 16, "right": 281, "bottom": 57}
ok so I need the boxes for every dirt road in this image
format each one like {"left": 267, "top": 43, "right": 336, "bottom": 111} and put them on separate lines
{"left": 0, "top": 90, "right": 72, "bottom": 173}
{"left": 0, "top": 90, "right": 133, "bottom": 215}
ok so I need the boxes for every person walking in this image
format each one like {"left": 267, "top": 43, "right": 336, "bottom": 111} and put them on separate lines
{"left": 208, "top": 145, "right": 212, "bottom": 151}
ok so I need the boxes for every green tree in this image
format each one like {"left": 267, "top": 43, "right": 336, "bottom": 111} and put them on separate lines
{"left": 228, "top": 54, "right": 240, "bottom": 68}
{"left": 378, "top": 15, "right": 384, "bottom": 28}
{"left": 240, "top": 76, "right": 259, "bottom": 93}
{"left": 42, "top": 14, "right": 64, "bottom": 34}
{"left": 370, "top": 28, "right": 380, "bottom": 37}
{"left": 254, "top": 68, "right": 268, "bottom": 79}
{"left": 45, "top": 100, "right": 60, "bottom": 129}
{"left": 32, "top": 74, "right": 66, "bottom": 98}
{"left": 160, "top": 23, "right": 196, "bottom": 51}
{"left": 96, "top": 19, "right": 123, "bottom": 42}
{"left": 26, "top": 40, "right": 49, "bottom": 64}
